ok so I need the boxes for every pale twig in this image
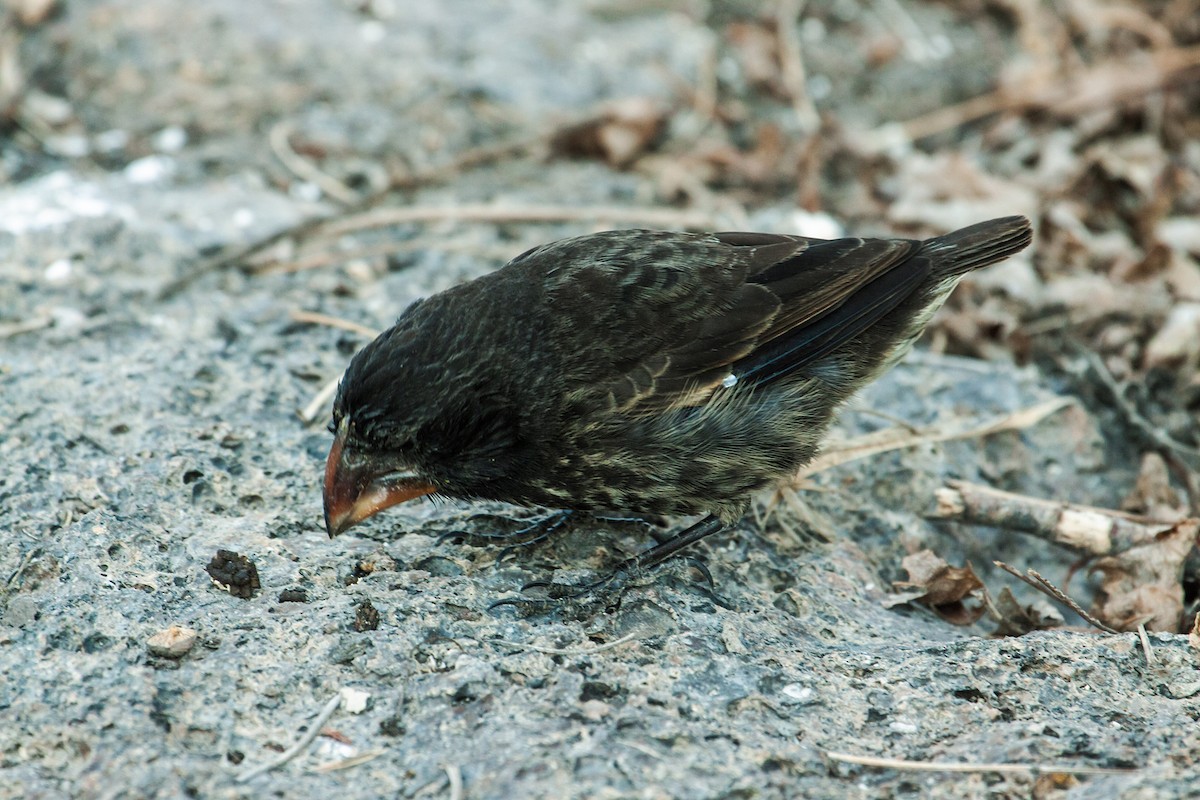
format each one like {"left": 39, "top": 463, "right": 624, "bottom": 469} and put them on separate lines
{"left": 1137, "top": 623, "right": 1157, "bottom": 665}
{"left": 936, "top": 480, "right": 1194, "bottom": 557}
{"left": 795, "top": 397, "right": 1073, "bottom": 482}
{"left": 824, "top": 750, "right": 1137, "bottom": 776}
{"left": 0, "top": 314, "right": 53, "bottom": 339}
{"left": 318, "top": 203, "right": 720, "bottom": 239}
{"left": 445, "top": 764, "right": 464, "bottom": 800}
{"left": 312, "top": 750, "right": 386, "bottom": 773}
{"left": 993, "top": 561, "right": 1119, "bottom": 634}
{"left": 774, "top": 0, "right": 819, "bottom": 133}
{"left": 155, "top": 133, "right": 541, "bottom": 301}
{"left": 867, "top": 45, "right": 1200, "bottom": 145}
{"left": 291, "top": 314, "right": 380, "bottom": 423}
{"left": 299, "top": 375, "right": 342, "bottom": 425}
{"left": 255, "top": 238, "right": 510, "bottom": 275}
{"left": 269, "top": 120, "right": 360, "bottom": 205}
{"left": 237, "top": 692, "right": 343, "bottom": 783}
{"left": 289, "top": 310, "right": 379, "bottom": 339}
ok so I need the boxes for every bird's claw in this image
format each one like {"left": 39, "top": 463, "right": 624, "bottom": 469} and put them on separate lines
{"left": 488, "top": 567, "right": 633, "bottom": 616}
{"left": 435, "top": 510, "right": 574, "bottom": 551}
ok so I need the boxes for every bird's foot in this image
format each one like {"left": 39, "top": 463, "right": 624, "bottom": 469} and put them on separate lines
{"left": 436, "top": 510, "right": 574, "bottom": 554}
{"left": 489, "top": 563, "right": 639, "bottom": 617}
{"left": 489, "top": 555, "right": 723, "bottom": 617}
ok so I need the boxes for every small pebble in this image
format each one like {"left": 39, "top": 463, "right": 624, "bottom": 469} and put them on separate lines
{"left": 147, "top": 626, "right": 198, "bottom": 659}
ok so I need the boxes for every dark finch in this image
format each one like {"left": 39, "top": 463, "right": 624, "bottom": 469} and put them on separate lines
{"left": 323, "top": 217, "right": 1033, "bottom": 589}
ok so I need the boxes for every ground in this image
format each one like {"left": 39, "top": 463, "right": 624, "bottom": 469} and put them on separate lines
{"left": 2, "top": 1, "right": 1199, "bottom": 798}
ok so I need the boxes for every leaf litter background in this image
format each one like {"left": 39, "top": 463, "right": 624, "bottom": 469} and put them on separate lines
{"left": 1, "top": 0, "right": 1199, "bottom": 798}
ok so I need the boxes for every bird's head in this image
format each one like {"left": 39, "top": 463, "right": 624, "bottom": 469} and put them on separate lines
{"left": 321, "top": 315, "right": 521, "bottom": 537}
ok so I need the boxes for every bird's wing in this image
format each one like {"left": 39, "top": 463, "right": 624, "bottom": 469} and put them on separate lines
{"left": 536, "top": 229, "right": 926, "bottom": 415}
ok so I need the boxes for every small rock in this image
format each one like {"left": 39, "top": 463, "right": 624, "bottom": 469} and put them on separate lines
{"left": 147, "top": 626, "right": 198, "bottom": 659}
{"left": 340, "top": 687, "right": 371, "bottom": 714}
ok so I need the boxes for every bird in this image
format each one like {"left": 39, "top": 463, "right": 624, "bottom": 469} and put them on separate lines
{"left": 322, "top": 216, "right": 1033, "bottom": 605}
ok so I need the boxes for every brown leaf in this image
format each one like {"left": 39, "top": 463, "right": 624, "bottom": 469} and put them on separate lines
{"left": 1091, "top": 519, "right": 1199, "bottom": 632}
{"left": 895, "top": 550, "right": 986, "bottom": 624}
{"left": 991, "top": 587, "right": 1062, "bottom": 638}
{"left": 550, "top": 98, "right": 668, "bottom": 169}
{"left": 1121, "top": 452, "right": 1186, "bottom": 521}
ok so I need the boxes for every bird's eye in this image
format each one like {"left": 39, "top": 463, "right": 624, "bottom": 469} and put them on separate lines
{"left": 326, "top": 419, "right": 337, "bottom": 434}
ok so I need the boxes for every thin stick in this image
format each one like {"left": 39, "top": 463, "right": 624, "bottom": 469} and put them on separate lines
{"left": 994, "top": 561, "right": 1119, "bottom": 634}
{"left": 318, "top": 203, "right": 719, "bottom": 239}
{"left": 1080, "top": 347, "right": 1200, "bottom": 463}
{"left": 936, "top": 480, "right": 1193, "bottom": 557}
{"left": 874, "top": 44, "right": 1200, "bottom": 145}
{"left": 824, "top": 750, "right": 1137, "bottom": 776}
{"left": 312, "top": 750, "right": 386, "bottom": 773}
{"left": 0, "top": 314, "right": 53, "bottom": 339}
{"left": 774, "top": 0, "right": 819, "bottom": 133}
{"left": 155, "top": 134, "right": 541, "bottom": 301}
{"left": 299, "top": 375, "right": 342, "bottom": 424}
{"left": 796, "top": 397, "right": 1073, "bottom": 481}
{"left": 237, "top": 692, "right": 343, "bottom": 783}
{"left": 289, "top": 310, "right": 379, "bottom": 339}
{"left": 1137, "top": 623, "right": 1157, "bottom": 665}
{"left": 269, "top": 121, "right": 359, "bottom": 205}
{"left": 444, "top": 764, "right": 464, "bottom": 800}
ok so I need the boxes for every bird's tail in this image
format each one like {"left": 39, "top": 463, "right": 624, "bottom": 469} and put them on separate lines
{"left": 921, "top": 215, "right": 1033, "bottom": 278}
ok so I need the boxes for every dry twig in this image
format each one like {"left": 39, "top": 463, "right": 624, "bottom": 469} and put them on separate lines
{"left": 1079, "top": 347, "right": 1200, "bottom": 464}
{"left": 155, "top": 134, "right": 541, "bottom": 301}
{"left": 794, "top": 397, "right": 1073, "bottom": 483}
{"left": 774, "top": 0, "right": 819, "bottom": 134}
{"left": 237, "top": 692, "right": 343, "bottom": 783}
{"left": 269, "top": 121, "right": 359, "bottom": 205}
{"left": 312, "top": 750, "right": 386, "bottom": 773}
{"left": 993, "top": 561, "right": 1119, "bottom": 634}
{"left": 317, "top": 203, "right": 719, "bottom": 240}
{"left": 824, "top": 750, "right": 1137, "bottom": 776}
{"left": 445, "top": 764, "right": 464, "bottom": 800}
{"left": 299, "top": 375, "right": 342, "bottom": 425}
{"left": 289, "top": 310, "right": 379, "bottom": 339}
{"left": 935, "top": 480, "right": 1194, "bottom": 557}
{"left": 1137, "top": 623, "right": 1157, "bottom": 665}
{"left": 868, "top": 45, "right": 1200, "bottom": 146}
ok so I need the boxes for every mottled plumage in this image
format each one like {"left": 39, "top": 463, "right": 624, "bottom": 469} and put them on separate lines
{"left": 323, "top": 217, "right": 1033, "bottom": 587}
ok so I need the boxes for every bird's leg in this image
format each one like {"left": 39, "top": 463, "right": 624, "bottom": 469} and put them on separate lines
{"left": 490, "top": 514, "right": 727, "bottom": 615}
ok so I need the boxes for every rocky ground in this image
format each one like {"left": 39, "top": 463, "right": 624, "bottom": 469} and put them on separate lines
{"left": 2, "top": 1, "right": 1199, "bottom": 798}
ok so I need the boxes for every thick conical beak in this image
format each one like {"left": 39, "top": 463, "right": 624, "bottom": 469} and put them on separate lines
{"left": 323, "top": 429, "right": 436, "bottom": 537}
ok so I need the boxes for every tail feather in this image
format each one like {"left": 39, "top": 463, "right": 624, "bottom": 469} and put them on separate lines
{"left": 922, "top": 215, "right": 1033, "bottom": 277}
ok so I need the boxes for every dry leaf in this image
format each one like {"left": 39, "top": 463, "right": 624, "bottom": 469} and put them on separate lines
{"left": 991, "top": 587, "right": 1063, "bottom": 638}
{"left": 550, "top": 98, "right": 668, "bottom": 169}
{"left": 1143, "top": 302, "right": 1200, "bottom": 371}
{"left": 895, "top": 550, "right": 986, "bottom": 625}
{"left": 1091, "top": 519, "right": 1198, "bottom": 632}
{"left": 1121, "top": 452, "right": 1185, "bottom": 521}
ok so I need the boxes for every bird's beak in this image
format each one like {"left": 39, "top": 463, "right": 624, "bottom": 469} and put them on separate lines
{"left": 323, "top": 428, "right": 436, "bottom": 537}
